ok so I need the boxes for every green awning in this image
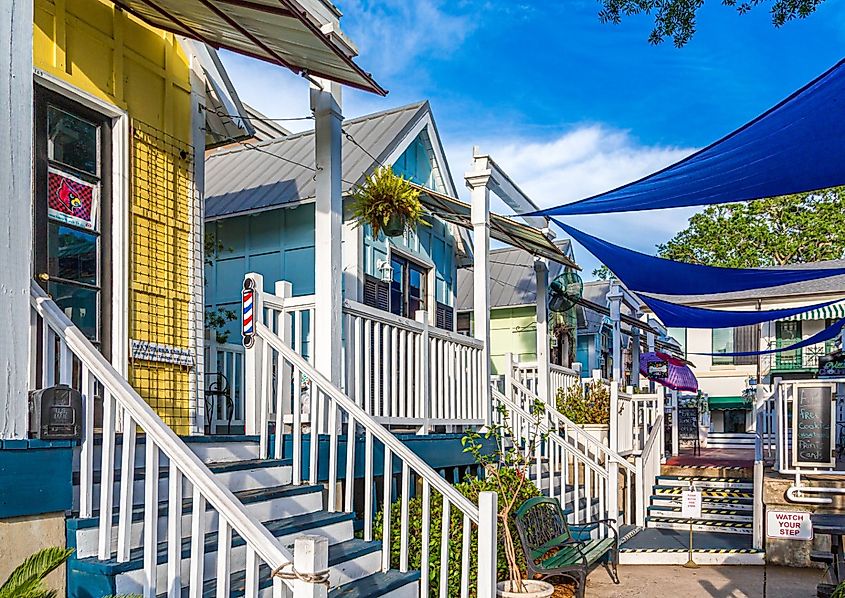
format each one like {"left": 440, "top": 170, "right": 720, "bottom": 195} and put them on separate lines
{"left": 708, "top": 396, "right": 750, "bottom": 410}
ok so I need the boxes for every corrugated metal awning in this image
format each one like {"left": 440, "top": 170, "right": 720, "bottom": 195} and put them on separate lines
{"left": 782, "top": 301, "right": 845, "bottom": 321}
{"left": 416, "top": 185, "right": 579, "bottom": 268}
{"left": 111, "top": 0, "right": 385, "bottom": 95}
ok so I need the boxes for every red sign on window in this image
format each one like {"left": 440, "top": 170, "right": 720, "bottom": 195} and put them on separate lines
{"left": 47, "top": 167, "right": 98, "bottom": 230}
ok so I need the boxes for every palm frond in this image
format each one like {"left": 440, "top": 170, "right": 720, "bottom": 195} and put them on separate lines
{"left": 0, "top": 547, "right": 74, "bottom": 598}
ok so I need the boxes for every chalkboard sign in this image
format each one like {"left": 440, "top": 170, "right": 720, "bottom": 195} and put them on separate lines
{"left": 792, "top": 385, "right": 835, "bottom": 467}
{"left": 678, "top": 407, "right": 699, "bottom": 440}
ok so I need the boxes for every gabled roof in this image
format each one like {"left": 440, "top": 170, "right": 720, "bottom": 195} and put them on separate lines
{"left": 244, "top": 104, "right": 291, "bottom": 141}
{"left": 456, "top": 241, "right": 572, "bottom": 311}
{"left": 205, "top": 101, "right": 430, "bottom": 219}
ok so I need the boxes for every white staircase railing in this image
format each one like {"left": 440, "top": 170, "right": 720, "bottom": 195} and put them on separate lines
{"left": 512, "top": 360, "right": 579, "bottom": 400}
{"left": 752, "top": 379, "right": 780, "bottom": 549}
{"left": 502, "top": 377, "right": 638, "bottom": 527}
{"left": 612, "top": 386, "right": 664, "bottom": 457}
{"left": 634, "top": 415, "right": 663, "bottom": 528}
{"left": 31, "top": 282, "right": 295, "bottom": 598}
{"left": 493, "top": 388, "right": 616, "bottom": 529}
{"left": 254, "top": 321, "right": 497, "bottom": 597}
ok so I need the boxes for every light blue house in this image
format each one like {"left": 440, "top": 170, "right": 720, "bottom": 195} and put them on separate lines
{"left": 204, "top": 101, "right": 467, "bottom": 342}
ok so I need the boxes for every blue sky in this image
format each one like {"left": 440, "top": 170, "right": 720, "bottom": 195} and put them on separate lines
{"left": 219, "top": 0, "right": 845, "bottom": 277}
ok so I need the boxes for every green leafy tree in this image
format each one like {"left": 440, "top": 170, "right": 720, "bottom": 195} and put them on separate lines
{"left": 656, "top": 189, "right": 845, "bottom": 267}
{"left": 598, "top": 0, "right": 826, "bottom": 47}
{"left": 592, "top": 264, "right": 613, "bottom": 280}
{"left": 0, "top": 547, "right": 74, "bottom": 598}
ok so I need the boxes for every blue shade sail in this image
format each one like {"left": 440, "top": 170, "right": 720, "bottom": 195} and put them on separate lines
{"left": 692, "top": 319, "right": 845, "bottom": 358}
{"left": 641, "top": 295, "right": 843, "bottom": 329}
{"left": 530, "top": 59, "right": 845, "bottom": 216}
{"left": 553, "top": 219, "right": 845, "bottom": 296}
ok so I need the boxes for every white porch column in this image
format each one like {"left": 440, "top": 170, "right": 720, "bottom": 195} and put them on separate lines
{"left": 534, "top": 258, "right": 550, "bottom": 403}
{"left": 608, "top": 285, "right": 623, "bottom": 387}
{"left": 342, "top": 219, "right": 363, "bottom": 303}
{"left": 466, "top": 168, "right": 492, "bottom": 425}
{"left": 1, "top": 0, "right": 34, "bottom": 439}
{"left": 311, "top": 80, "right": 343, "bottom": 385}
{"left": 631, "top": 310, "right": 642, "bottom": 388}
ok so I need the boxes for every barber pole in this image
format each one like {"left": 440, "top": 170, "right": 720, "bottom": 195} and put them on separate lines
{"left": 242, "top": 283, "right": 255, "bottom": 347}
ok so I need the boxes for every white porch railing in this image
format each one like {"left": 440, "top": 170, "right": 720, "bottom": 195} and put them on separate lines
{"left": 343, "top": 299, "right": 484, "bottom": 430}
{"left": 634, "top": 415, "right": 663, "bottom": 528}
{"left": 612, "top": 386, "right": 665, "bottom": 457}
{"left": 253, "top": 321, "right": 497, "bottom": 597}
{"left": 501, "top": 377, "right": 638, "bottom": 527}
{"left": 31, "top": 282, "right": 296, "bottom": 598}
{"left": 512, "top": 359, "right": 580, "bottom": 403}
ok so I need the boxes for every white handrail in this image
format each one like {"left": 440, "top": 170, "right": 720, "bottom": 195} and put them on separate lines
{"left": 256, "top": 321, "right": 494, "bottom": 597}
{"left": 257, "top": 322, "right": 479, "bottom": 520}
{"left": 635, "top": 415, "right": 663, "bottom": 528}
{"left": 31, "top": 282, "right": 293, "bottom": 596}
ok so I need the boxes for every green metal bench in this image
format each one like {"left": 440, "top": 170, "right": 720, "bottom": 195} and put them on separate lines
{"left": 514, "top": 496, "right": 619, "bottom": 598}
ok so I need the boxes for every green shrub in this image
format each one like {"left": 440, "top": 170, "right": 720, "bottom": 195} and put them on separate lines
{"left": 556, "top": 380, "right": 610, "bottom": 424}
{"left": 373, "top": 468, "right": 541, "bottom": 596}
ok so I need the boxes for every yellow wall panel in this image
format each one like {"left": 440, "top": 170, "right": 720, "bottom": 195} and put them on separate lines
{"left": 34, "top": 0, "right": 197, "bottom": 430}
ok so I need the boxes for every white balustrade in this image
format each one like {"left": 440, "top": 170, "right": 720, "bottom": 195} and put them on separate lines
{"left": 254, "top": 321, "right": 496, "bottom": 597}
{"left": 634, "top": 415, "right": 663, "bottom": 528}
{"left": 612, "top": 386, "right": 664, "bottom": 457}
{"left": 30, "top": 281, "right": 298, "bottom": 597}
{"left": 512, "top": 359, "right": 579, "bottom": 403}
{"left": 205, "top": 339, "right": 245, "bottom": 433}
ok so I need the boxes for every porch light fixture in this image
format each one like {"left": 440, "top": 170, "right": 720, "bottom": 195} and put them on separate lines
{"left": 376, "top": 259, "right": 393, "bottom": 283}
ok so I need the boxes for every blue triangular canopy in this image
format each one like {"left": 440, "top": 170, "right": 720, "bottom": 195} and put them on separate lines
{"left": 554, "top": 219, "right": 845, "bottom": 296}
{"left": 693, "top": 318, "right": 844, "bottom": 357}
{"left": 641, "top": 295, "right": 843, "bottom": 329}
{"left": 531, "top": 59, "right": 845, "bottom": 216}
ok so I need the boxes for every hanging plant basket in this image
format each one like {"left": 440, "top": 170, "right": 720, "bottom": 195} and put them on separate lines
{"left": 350, "top": 166, "right": 424, "bottom": 238}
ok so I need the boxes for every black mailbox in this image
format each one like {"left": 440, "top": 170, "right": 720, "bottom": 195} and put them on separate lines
{"left": 29, "top": 385, "right": 83, "bottom": 440}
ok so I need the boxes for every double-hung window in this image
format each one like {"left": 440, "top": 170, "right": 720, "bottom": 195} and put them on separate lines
{"left": 712, "top": 325, "right": 756, "bottom": 366}
{"left": 389, "top": 255, "right": 427, "bottom": 318}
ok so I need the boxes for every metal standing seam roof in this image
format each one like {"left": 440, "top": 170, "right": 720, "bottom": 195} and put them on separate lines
{"left": 205, "top": 101, "right": 429, "bottom": 219}
{"left": 456, "top": 242, "right": 572, "bottom": 311}
{"left": 110, "top": 0, "right": 385, "bottom": 95}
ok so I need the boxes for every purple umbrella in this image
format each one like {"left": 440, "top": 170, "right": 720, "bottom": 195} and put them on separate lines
{"left": 639, "top": 351, "right": 698, "bottom": 393}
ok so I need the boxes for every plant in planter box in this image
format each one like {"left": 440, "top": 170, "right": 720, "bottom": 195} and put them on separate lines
{"left": 462, "top": 399, "right": 552, "bottom": 595}
{"left": 555, "top": 380, "right": 610, "bottom": 425}
{"left": 349, "top": 166, "right": 424, "bottom": 237}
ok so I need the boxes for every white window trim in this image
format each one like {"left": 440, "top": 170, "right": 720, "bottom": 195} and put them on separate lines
{"left": 34, "top": 68, "right": 131, "bottom": 377}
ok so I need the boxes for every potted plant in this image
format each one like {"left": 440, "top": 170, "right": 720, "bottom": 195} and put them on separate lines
{"left": 556, "top": 379, "right": 611, "bottom": 445}
{"left": 463, "top": 399, "right": 555, "bottom": 597}
{"left": 349, "top": 166, "right": 424, "bottom": 237}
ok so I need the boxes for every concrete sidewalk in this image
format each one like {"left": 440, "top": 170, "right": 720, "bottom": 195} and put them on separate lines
{"left": 583, "top": 564, "right": 825, "bottom": 597}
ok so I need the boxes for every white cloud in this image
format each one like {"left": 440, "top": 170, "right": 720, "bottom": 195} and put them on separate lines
{"left": 443, "top": 125, "right": 700, "bottom": 277}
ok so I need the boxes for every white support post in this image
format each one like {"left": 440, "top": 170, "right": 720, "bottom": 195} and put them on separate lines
{"left": 631, "top": 311, "right": 642, "bottom": 388}
{"left": 608, "top": 286, "right": 623, "bottom": 387}
{"left": 477, "top": 491, "right": 498, "bottom": 598}
{"left": 292, "top": 535, "right": 329, "bottom": 598}
{"left": 657, "top": 386, "right": 666, "bottom": 463}
{"left": 504, "top": 352, "right": 514, "bottom": 400}
{"left": 634, "top": 455, "right": 645, "bottom": 528}
{"left": 311, "top": 79, "right": 343, "bottom": 386}
{"left": 342, "top": 215, "right": 363, "bottom": 303}
{"left": 671, "top": 390, "right": 679, "bottom": 457}
{"left": 416, "top": 310, "right": 431, "bottom": 435}
{"left": 646, "top": 329, "right": 656, "bottom": 393}
{"left": 467, "top": 166, "right": 492, "bottom": 426}
{"left": 609, "top": 384, "right": 619, "bottom": 454}
{"left": 244, "top": 272, "right": 265, "bottom": 436}
{"left": 753, "top": 459, "right": 764, "bottom": 550}
{"left": 534, "top": 259, "right": 550, "bottom": 404}
{"left": 1, "top": 0, "right": 34, "bottom": 439}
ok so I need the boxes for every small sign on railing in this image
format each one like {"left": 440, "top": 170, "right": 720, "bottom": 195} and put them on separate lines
{"left": 767, "top": 511, "right": 813, "bottom": 540}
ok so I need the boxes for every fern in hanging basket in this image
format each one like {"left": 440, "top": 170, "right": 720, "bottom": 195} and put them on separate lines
{"left": 349, "top": 166, "right": 424, "bottom": 237}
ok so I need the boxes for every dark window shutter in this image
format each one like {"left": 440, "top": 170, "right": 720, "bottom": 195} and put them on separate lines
{"left": 363, "top": 275, "right": 389, "bottom": 312}
{"left": 734, "top": 325, "right": 757, "bottom": 366}
{"left": 436, "top": 302, "right": 453, "bottom": 331}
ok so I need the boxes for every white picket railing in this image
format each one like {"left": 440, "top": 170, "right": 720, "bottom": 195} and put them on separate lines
{"left": 501, "top": 377, "right": 637, "bottom": 527}
{"left": 512, "top": 359, "right": 580, "bottom": 401}
{"left": 253, "top": 321, "right": 497, "bottom": 597}
{"left": 343, "top": 299, "right": 484, "bottom": 430}
{"left": 634, "top": 415, "right": 663, "bottom": 528}
{"left": 612, "top": 386, "right": 664, "bottom": 457}
{"left": 31, "top": 282, "right": 296, "bottom": 598}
